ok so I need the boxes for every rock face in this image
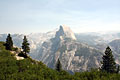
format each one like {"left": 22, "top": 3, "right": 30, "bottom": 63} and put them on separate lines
{"left": 35, "top": 25, "right": 103, "bottom": 72}
{"left": 55, "top": 25, "right": 76, "bottom": 40}
{"left": 109, "top": 39, "right": 120, "bottom": 54}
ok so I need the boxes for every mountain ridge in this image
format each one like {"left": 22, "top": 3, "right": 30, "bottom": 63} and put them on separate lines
{"left": 35, "top": 26, "right": 104, "bottom": 72}
{"left": 1, "top": 25, "right": 120, "bottom": 72}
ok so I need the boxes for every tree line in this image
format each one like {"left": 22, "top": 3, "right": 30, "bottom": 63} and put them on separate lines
{"left": 4, "top": 34, "right": 120, "bottom": 73}
{"left": 5, "top": 34, "right": 30, "bottom": 57}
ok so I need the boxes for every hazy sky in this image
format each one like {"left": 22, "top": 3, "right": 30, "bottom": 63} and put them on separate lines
{"left": 0, "top": 0, "right": 120, "bottom": 34}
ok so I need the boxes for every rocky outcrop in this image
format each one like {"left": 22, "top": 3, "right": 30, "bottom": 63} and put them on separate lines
{"left": 35, "top": 25, "right": 103, "bottom": 72}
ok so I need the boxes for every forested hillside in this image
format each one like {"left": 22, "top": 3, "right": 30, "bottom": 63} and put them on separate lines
{"left": 0, "top": 41, "right": 120, "bottom": 80}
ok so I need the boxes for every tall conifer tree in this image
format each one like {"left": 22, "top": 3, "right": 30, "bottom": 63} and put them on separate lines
{"left": 22, "top": 36, "right": 30, "bottom": 54}
{"left": 101, "top": 46, "right": 116, "bottom": 73}
{"left": 5, "top": 34, "right": 13, "bottom": 50}
{"left": 55, "top": 59, "right": 62, "bottom": 72}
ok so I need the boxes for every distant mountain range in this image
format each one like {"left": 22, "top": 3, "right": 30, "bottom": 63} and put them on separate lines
{"left": 0, "top": 25, "right": 120, "bottom": 72}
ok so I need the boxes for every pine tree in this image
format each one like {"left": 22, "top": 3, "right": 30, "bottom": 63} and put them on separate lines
{"left": 117, "top": 66, "right": 120, "bottom": 73}
{"left": 101, "top": 46, "right": 116, "bottom": 73}
{"left": 5, "top": 34, "right": 13, "bottom": 50}
{"left": 22, "top": 36, "right": 30, "bottom": 55}
{"left": 55, "top": 59, "right": 62, "bottom": 72}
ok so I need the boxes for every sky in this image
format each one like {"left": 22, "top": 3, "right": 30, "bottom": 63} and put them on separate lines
{"left": 0, "top": 0, "right": 120, "bottom": 34}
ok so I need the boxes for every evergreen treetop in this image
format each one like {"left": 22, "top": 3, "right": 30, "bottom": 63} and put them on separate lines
{"left": 101, "top": 46, "right": 116, "bottom": 73}
{"left": 56, "top": 58, "right": 62, "bottom": 72}
{"left": 22, "top": 36, "right": 30, "bottom": 54}
{"left": 5, "top": 34, "right": 13, "bottom": 50}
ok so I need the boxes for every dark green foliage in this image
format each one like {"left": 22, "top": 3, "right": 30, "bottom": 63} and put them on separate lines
{"left": 5, "top": 34, "right": 13, "bottom": 50}
{"left": 101, "top": 46, "right": 117, "bottom": 73}
{"left": 0, "top": 41, "right": 6, "bottom": 50}
{"left": 56, "top": 59, "right": 62, "bottom": 72}
{"left": 18, "top": 51, "right": 28, "bottom": 58}
{"left": 22, "top": 36, "right": 30, "bottom": 54}
{"left": 116, "top": 66, "right": 120, "bottom": 73}
{"left": 74, "top": 69, "right": 120, "bottom": 80}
